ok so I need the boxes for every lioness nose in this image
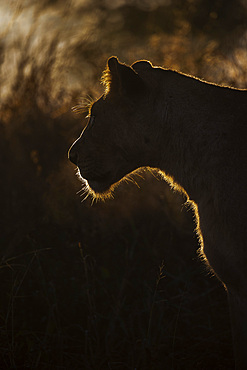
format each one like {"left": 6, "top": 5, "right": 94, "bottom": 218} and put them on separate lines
{"left": 68, "top": 146, "right": 79, "bottom": 165}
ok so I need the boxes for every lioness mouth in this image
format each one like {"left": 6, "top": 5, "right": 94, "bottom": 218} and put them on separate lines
{"left": 87, "top": 179, "right": 109, "bottom": 193}
{"left": 78, "top": 169, "right": 113, "bottom": 194}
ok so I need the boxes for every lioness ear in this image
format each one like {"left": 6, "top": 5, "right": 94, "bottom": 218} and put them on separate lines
{"left": 131, "top": 60, "right": 153, "bottom": 74}
{"left": 107, "top": 56, "right": 146, "bottom": 96}
{"left": 107, "top": 57, "right": 119, "bottom": 75}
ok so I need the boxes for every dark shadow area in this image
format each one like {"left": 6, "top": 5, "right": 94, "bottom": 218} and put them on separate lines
{"left": 0, "top": 0, "right": 246, "bottom": 368}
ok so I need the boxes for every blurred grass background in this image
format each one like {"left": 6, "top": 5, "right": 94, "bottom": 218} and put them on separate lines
{"left": 0, "top": 0, "right": 247, "bottom": 368}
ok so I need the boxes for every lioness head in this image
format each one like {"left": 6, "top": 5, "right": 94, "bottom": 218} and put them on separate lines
{"left": 68, "top": 57, "right": 162, "bottom": 199}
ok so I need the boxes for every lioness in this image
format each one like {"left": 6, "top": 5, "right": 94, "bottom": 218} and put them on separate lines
{"left": 68, "top": 57, "right": 247, "bottom": 369}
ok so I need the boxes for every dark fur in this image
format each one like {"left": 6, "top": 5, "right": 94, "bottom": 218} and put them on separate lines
{"left": 69, "top": 57, "right": 247, "bottom": 368}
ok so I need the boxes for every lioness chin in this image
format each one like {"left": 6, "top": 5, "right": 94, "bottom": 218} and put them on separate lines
{"left": 69, "top": 57, "right": 247, "bottom": 369}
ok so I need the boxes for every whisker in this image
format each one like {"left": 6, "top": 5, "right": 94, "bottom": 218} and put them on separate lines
{"left": 72, "top": 95, "right": 94, "bottom": 116}
{"left": 79, "top": 189, "right": 89, "bottom": 197}
{"left": 81, "top": 192, "right": 90, "bottom": 203}
{"left": 81, "top": 184, "right": 91, "bottom": 195}
{"left": 76, "top": 184, "right": 88, "bottom": 194}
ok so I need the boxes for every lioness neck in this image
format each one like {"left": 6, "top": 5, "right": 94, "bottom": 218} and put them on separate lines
{"left": 154, "top": 70, "right": 247, "bottom": 203}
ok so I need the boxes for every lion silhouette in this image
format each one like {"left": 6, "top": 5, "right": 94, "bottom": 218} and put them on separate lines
{"left": 69, "top": 57, "right": 247, "bottom": 369}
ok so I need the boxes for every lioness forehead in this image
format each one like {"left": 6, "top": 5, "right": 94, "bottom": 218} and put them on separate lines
{"left": 91, "top": 95, "right": 131, "bottom": 116}
{"left": 90, "top": 96, "right": 104, "bottom": 113}
{"left": 90, "top": 95, "right": 118, "bottom": 113}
